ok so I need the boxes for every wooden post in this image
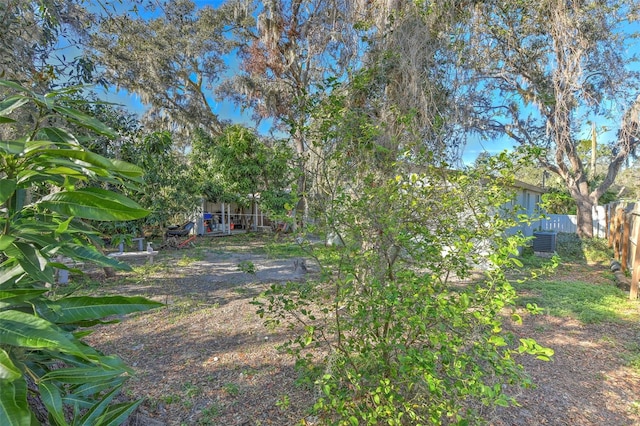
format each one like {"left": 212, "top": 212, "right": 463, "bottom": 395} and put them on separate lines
{"left": 622, "top": 212, "right": 631, "bottom": 272}
{"left": 606, "top": 205, "right": 612, "bottom": 247}
{"left": 615, "top": 208, "right": 624, "bottom": 261}
{"left": 631, "top": 210, "right": 640, "bottom": 300}
{"left": 632, "top": 264, "right": 640, "bottom": 300}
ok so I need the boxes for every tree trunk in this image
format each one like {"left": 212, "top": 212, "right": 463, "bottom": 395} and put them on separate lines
{"left": 574, "top": 194, "right": 594, "bottom": 238}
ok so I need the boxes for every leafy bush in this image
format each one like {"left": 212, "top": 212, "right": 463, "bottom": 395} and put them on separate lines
{"left": 0, "top": 81, "right": 162, "bottom": 424}
{"left": 555, "top": 233, "right": 613, "bottom": 264}
{"left": 255, "top": 152, "right": 553, "bottom": 424}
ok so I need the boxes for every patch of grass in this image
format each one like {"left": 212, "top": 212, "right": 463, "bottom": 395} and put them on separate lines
{"left": 183, "top": 382, "right": 201, "bottom": 398}
{"left": 237, "top": 260, "right": 256, "bottom": 274}
{"left": 233, "top": 287, "right": 249, "bottom": 295}
{"left": 176, "top": 253, "right": 204, "bottom": 267}
{"left": 264, "top": 240, "right": 306, "bottom": 258}
{"left": 514, "top": 279, "right": 638, "bottom": 323}
{"left": 222, "top": 382, "right": 240, "bottom": 397}
{"left": 623, "top": 342, "right": 640, "bottom": 373}
{"left": 197, "top": 403, "right": 222, "bottom": 425}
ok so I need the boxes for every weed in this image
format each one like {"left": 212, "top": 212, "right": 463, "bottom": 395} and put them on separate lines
{"left": 234, "top": 287, "right": 249, "bottom": 295}
{"left": 237, "top": 260, "right": 256, "bottom": 274}
{"left": 197, "top": 404, "right": 222, "bottom": 425}
{"left": 222, "top": 382, "right": 240, "bottom": 397}
{"left": 183, "top": 382, "right": 201, "bottom": 398}
{"left": 264, "top": 241, "right": 306, "bottom": 259}
{"left": 276, "top": 394, "right": 290, "bottom": 411}
{"left": 160, "top": 394, "right": 180, "bottom": 405}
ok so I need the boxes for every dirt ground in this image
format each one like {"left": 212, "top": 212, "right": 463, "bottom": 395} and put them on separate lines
{"left": 80, "top": 236, "right": 640, "bottom": 426}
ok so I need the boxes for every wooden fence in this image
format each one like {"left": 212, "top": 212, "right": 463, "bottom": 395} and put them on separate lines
{"left": 605, "top": 202, "right": 640, "bottom": 299}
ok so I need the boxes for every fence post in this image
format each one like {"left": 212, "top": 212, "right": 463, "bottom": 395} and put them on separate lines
{"left": 608, "top": 204, "right": 616, "bottom": 248}
{"left": 622, "top": 212, "right": 631, "bottom": 272}
{"left": 631, "top": 205, "right": 640, "bottom": 299}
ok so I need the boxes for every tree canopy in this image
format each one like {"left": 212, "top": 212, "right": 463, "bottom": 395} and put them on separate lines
{"left": 466, "top": 0, "right": 640, "bottom": 236}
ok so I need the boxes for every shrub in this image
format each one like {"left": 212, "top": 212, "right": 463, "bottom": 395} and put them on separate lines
{"left": 0, "top": 81, "right": 161, "bottom": 424}
{"left": 255, "top": 153, "right": 553, "bottom": 424}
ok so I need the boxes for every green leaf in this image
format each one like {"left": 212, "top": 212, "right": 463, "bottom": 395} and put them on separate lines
{"left": 39, "top": 188, "right": 149, "bottom": 221}
{"left": 0, "top": 348, "right": 21, "bottom": 381}
{"left": 0, "top": 288, "right": 48, "bottom": 309}
{"left": 109, "top": 159, "right": 144, "bottom": 179}
{"left": 36, "top": 296, "right": 162, "bottom": 324}
{"left": 0, "top": 310, "right": 87, "bottom": 357}
{"left": 0, "top": 264, "right": 26, "bottom": 289}
{"left": 0, "top": 179, "right": 16, "bottom": 204}
{"left": 0, "top": 80, "right": 35, "bottom": 96}
{"left": 0, "top": 140, "right": 25, "bottom": 155}
{"left": 76, "top": 386, "right": 121, "bottom": 426}
{"left": 37, "top": 149, "right": 114, "bottom": 169}
{"left": 7, "top": 242, "right": 52, "bottom": 284}
{"left": 38, "top": 381, "right": 68, "bottom": 426}
{"left": 42, "top": 366, "right": 124, "bottom": 385}
{"left": 0, "top": 117, "right": 16, "bottom": 124}
{"left": 55, "top": 217, "right": 74, "bottom": 235}
{"left": 57, "top": 244, "right": 131, "bottom": 271}
{"left": 0, "top": 235, "right": 16, "bottom": 251}
{"left": 97, "top": 400, "right": 143, "bottom": 426}
{"left": 73, "top": 376, "right": 127, "bottom": 398}
{"left": 0, "top": 96, "right": 29, "bottom": 117}
{"left": 0, "top": 378, "right": 30, "bottom": 426}
{"left": 52, "top": 106, "right": 116, "bottom": 138}
{"left": 37, "top": 127, "right": 80, "bottom": 145}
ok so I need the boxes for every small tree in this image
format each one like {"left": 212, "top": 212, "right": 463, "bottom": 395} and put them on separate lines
{"left": 0, "top": 81, "right": 161, "bottom": 424}
{"left": 255, "top": 78, "right": 553, "bottom": 423}
{"left": 119, "top": 130, "right": 200, "bottom": 228}
{"left": 190, "top": 125, "right": 295, "bottom": 220}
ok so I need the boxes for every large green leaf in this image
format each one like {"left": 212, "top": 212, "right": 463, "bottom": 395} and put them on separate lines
{"left": 37, "top": 127, "right": 80, "bottom": 145}
{"left": 42, "top": 367, "right": 124, "bottom": 385}
{"left": 0, "top": 288, "right": 48, "bottom": 309}
{"left": 5, "top": 242, "right": 53, "bottom": 284}
{"left": 52, "top": 106, "right": 116, "bottom": 138}
{"left": 73, "top": 376, "right": 127, "bottom": 399}
{"left": 0, "top": 80, "right": 35, "bottom": 96}
{"left": 96, "top": 400, "right": 143, "bottom": 426}
{"left": 0, "top": 310, "right": 88, "bottom": 357}
{"left": 0, "top": 378, "right": 31, "bottom": 426}
{"left": 0, "top": 179, "right": 16, "bottom": 204}
{"left": 0, "top": 235, "right": 16, "bottom": 251}
{"left": 37, "top": 149, "right": 114, "bottom": 170}
{"left": 39, "top": 188, "right": 149, "bottom": 221}
{"left": 0, "top": 264, "right": 26, "bottom": 289}
{"left": 38, "top": 381, "right": 68, "bottom": 426}
{"left": 0, "top": 348, "right": 21, "bottom": 381}
{"left": 76, "top": 386, "right": 121, "bottom": 426}
{"left": 109, "top": 159, "right": 144, "bottom": 179}
{"left": 56, "top": 244, "right": 131, "bottom": 270}
{"left": 36, "top": 296, "right": 162, "bottom": 324}
{"left": 0, "top": 140, "right": 25, "bottom": 155}
{"left": 0, "top": 95, "right": 29, "bottom": 117}
{"left": 17, "top": 169, "right": 63, "bottom": 187}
